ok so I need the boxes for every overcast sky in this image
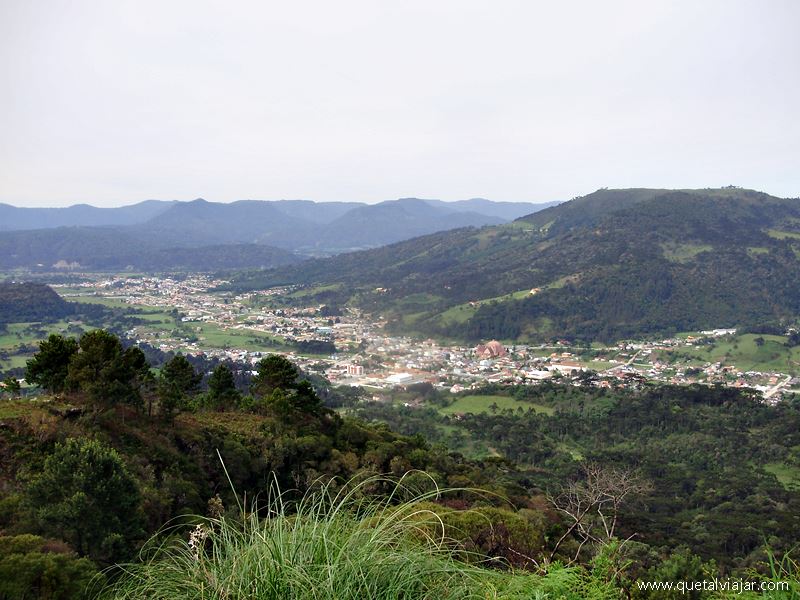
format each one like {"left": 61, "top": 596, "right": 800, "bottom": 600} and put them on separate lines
{"left": 1, "top": 0, "right": 798, "bottom": 207}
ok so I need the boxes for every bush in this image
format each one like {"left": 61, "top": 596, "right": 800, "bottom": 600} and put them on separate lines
{"left": 0, "top": 534, "right": 102, "bottom": 600}
{"left": 99, "top": 476, "right": 605, "bottom": 600}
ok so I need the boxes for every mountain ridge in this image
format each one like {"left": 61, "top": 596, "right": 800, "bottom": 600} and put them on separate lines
{"left": 0, "top": 197, "right": 558, "bottom": 263}
{"left": 226, "top": 187, "right": 800, "bottom": 343}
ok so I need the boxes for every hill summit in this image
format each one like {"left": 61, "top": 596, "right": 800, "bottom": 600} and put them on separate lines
{"left": 229, "top": 187, "right": 800, "bottom": 343}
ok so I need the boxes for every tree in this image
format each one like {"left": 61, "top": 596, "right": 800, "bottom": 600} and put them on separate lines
{"left": 1, "top": 376, "right": 21, "bottom": 398}
{"left": 24, "top": 334, "right": 78, "bottom": 393}
{"left": 786, "top": 330, "right": 800, "bottom": 347}
{"left": 26, "top": 438, "right": 144, "bottom": 564}
{"left": 206, "top": 364, "right": 240, "bottom": 410}
{"left": 65, "top": 330, "right": 151, "bottom": 407}
{"left": 548, "top": 463, "right": 651, "bottom": 564}
{"left": 251, "top": 354, "right": 298, "bottom": 398}
{"left": 290, "top": 380, "right": 323, "bottom": 414}
{"left": 158, "top": 354, "right": 201, "bottom": 418}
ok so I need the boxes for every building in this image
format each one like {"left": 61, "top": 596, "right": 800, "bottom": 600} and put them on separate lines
{"left": 475, "top": 340, "right": 507, "bottom": 358}
{"left": 346, "top": 364, "right": 364, "bottom": 376}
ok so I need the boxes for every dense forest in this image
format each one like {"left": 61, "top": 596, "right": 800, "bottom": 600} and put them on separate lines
{"left": 0, "top": 228, "right": 302, "bottom": 271}
{"left": 226, "top": 188, "right": 800, "bottom": 343}
{"left": 1, "top": 328, "right": 799, "bottom": 597}
{"left": 351, "top": 383, "right": 800, "bottom": 569}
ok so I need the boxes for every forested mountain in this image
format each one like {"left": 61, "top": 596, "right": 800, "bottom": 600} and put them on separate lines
{"left": 0, "top": 197, "right": 555, "bottom": 259}
{"left": 228, "top": 187, "right": 800, "bottom": 343}
{"left": 313, "top": 199, "right": 505, "bottom": 251}
{"left": 0, "top": 227, "right": 301, "bottom": 271}
{"left": 129, "top": 197, "right": 535, "bottom": 252}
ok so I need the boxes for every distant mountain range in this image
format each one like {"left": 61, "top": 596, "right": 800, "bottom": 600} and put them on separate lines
{"left": 0, "top": 197, "right": 558, "bottom": 270}
{"left": 0, "top": 200, "right": 176, "bottom": 231}
{"left": 227, "top": 187, "right": 800, "bottom": 343}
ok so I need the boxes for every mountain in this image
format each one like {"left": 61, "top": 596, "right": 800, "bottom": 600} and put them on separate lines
{"left": 269, "top": 199, "right": 364, "bottom": 224}
{"left": 423, "top": 198, "right": 561, "bottom": 221}
{"left": 0, "top": 198, "right": 557, "bottom": 260}
{"left": 131, "top": 197, "right": 540, "bottom": 251}
{"left": 0, "top": 227, "right": 301, "bottom": 271}
{"left": 227, "top": 187, "right": 800, "bottom": 343}
{"left": 0, "top": 200, "right": 175, "bottom": 231}
{"left": 130, "top": 199, "right": 319, "bottom": 248}
{"left": 313, "top": 198, "right": 506, "bottom": 252}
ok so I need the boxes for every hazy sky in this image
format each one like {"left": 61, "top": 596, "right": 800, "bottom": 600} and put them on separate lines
{"left": 1, "top": 0, "right": 798, "bottom": 207}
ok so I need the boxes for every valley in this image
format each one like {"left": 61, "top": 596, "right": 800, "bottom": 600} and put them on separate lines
{"left": 4, "top": 272, "right": 797, "bottom": 404}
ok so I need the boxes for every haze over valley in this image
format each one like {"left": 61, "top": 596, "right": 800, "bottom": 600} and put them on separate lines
{"left": 2, "top": 1, "right": 800, "bottom": 598}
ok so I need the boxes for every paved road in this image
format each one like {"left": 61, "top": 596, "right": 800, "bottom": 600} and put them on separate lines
{"left": 603, "top": 350, "right": 641, "bottom": 374}
{"left": 764, "top": 374, "right": 792, "bottom": 400}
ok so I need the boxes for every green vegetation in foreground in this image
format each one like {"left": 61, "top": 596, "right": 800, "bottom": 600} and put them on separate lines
{"left": 439, "top": 394, "right": 555, "bottom": 416}
{"left": 100, "top": 477, "right": 589, "bottom": 600}
{"left": 100, "top": 477, "right": 800, "bottom": 600}
{"left": 5, "top": 328, "right": 800, "bottom": 599}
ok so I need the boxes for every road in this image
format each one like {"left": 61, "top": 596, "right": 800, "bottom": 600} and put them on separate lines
{"left": 603, "top": 350, "right": 641, "bottom": 374}
{"left": 763, "top": 374, "right": 792, "bottom": 400}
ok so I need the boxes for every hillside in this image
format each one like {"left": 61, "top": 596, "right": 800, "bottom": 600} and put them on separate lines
{"left": 228, "top": 187, "right": 800, "bottom": 343}
{"left": 0, "top": 282, "right": 73, "bottom": 323}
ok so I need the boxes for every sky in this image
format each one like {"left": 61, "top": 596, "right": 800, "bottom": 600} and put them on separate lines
{"left": 1, "top": 0, "right": 798, "bottom": 207}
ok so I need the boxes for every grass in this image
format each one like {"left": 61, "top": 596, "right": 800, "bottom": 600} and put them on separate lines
{"left": 287, "top": 283, "right": 344, "bottom": 299}
{"left": 0, "top": 399, "right": 32, "bottom": 419}
{"left": 0, "top": 321, "right": 79, "bottom": 349}
{"left": 678, "top": 334, "right": 800, "bottom": 374}
{"left": 187, "top": 323, "right": 286, "bottom": 352}
{"left": 766, "top": 228, "right": 800, "bottom": 240}
{"left": 0, "top": 321, "right": 91, "bottom": 376}
{"left": 68, "top": 295, "right": 133, "bottom": 309}
{"left": 440, "top": 395, "right": 554, "bottom": 416}
{"left": 433, "top": 289, "right": 534, "bottom": 327}
{"left": 661, "top": 242, "right": 713, "bottom": 263}
{"left": 98, "top": 475, "right": 592, "bottom": 600}
{"left": 764, "top": 463, "right": 800, "bottom": 491}
{"left": 436, "top": 304, "right": 478, "bottom": 326}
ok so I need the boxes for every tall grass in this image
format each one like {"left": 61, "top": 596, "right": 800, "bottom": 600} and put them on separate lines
{"left": 97, "top": 474, "right": 619, "bottom": 599}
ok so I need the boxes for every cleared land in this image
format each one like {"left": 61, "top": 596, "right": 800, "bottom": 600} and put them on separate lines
{"left": 440, "top": 394, "right": 554, "bottom": 416}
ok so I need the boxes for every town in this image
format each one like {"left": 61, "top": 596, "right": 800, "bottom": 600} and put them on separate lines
{"left": 54, "top": 274, "right": 800, "bottom": 404}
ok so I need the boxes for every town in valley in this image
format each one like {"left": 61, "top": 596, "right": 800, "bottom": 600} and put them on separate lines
{"left": 3, "top": 273, "right": 790, "bottom": 404}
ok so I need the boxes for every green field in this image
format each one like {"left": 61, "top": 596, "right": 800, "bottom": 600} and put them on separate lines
{"left": 66, "top": 295, "right": 133, "bottom": 308}
{"left": 678, "top": 334, "right": 800, "bottom": 374}
{"left": 661, "top": 242, "right": 713, "bottom": 263}
{"left": 764, "top": 462, "right": 800, "bottom": 491}
{"left": 439, "top": 394, "right": 554, "bottom": 416}
{"left": 434, "top": 289, "right": 531, "bottom": 327}
{"left": 0, "top": 321, "right": 91, "bottom": 375}
{"left": 287, "top": 283, "right": 344, "bottom": 299}
{"left": 766, "top": 228, "right": 800, "bottom": 240}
